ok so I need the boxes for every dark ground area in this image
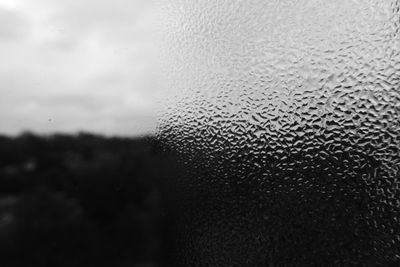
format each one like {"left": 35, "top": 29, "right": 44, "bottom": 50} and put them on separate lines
{"left": 0, "top": 132, "right": 172, "bottom": 267}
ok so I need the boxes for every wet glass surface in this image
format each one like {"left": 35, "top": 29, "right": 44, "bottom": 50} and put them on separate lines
{"left": 156, "top": 0, "right": 400, "bottom": 265}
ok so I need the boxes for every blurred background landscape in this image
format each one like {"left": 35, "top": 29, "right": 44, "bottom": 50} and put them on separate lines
{"left": 0, "top": 0, "right": 171, "bottom": 264}
{"left": 0, "top": 132, "right": 174, "bottom": 266}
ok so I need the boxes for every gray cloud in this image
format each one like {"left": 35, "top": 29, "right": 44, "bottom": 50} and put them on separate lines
{"left": 0, "top": 0, "right": 159, "bottom": 136}
{"left": 0, "top": 7, "right": 29, "bottom": 41}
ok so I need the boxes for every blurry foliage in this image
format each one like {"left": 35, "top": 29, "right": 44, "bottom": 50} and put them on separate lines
{"left": 0, "top": 132, "right": 168, "bottom": 267}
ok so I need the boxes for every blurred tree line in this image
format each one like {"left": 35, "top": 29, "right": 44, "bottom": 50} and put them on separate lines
{"left": 0, "top": 132, "right": 170, "bottom": 267}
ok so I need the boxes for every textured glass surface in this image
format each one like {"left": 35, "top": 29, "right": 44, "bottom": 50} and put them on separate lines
{"left": 156, "top": 0, "right": 400, "bottom": 265}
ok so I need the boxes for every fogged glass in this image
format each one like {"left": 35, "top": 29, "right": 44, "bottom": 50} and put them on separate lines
{"left": 156, "top": 0, "right": 400, "bottom": 265}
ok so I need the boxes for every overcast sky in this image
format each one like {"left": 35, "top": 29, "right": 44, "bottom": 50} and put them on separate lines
{"left": 0, "top": 0, "right": 161, "bottom": 136}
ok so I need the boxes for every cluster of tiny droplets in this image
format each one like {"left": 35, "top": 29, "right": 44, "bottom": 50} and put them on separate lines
{"left": 156, "top": 0, "right": 400, "bottom": 265}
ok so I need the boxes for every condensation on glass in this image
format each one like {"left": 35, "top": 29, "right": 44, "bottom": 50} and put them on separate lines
{"left": 155, "top": 0, "right": 400, "bottom": 265}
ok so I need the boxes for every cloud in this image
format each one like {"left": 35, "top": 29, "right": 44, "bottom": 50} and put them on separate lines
{"left": 0, "top": 0, "right": 160, "bottom": 136}
{"left": 0, "top": 6, "right": 29, "bottom": 41}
